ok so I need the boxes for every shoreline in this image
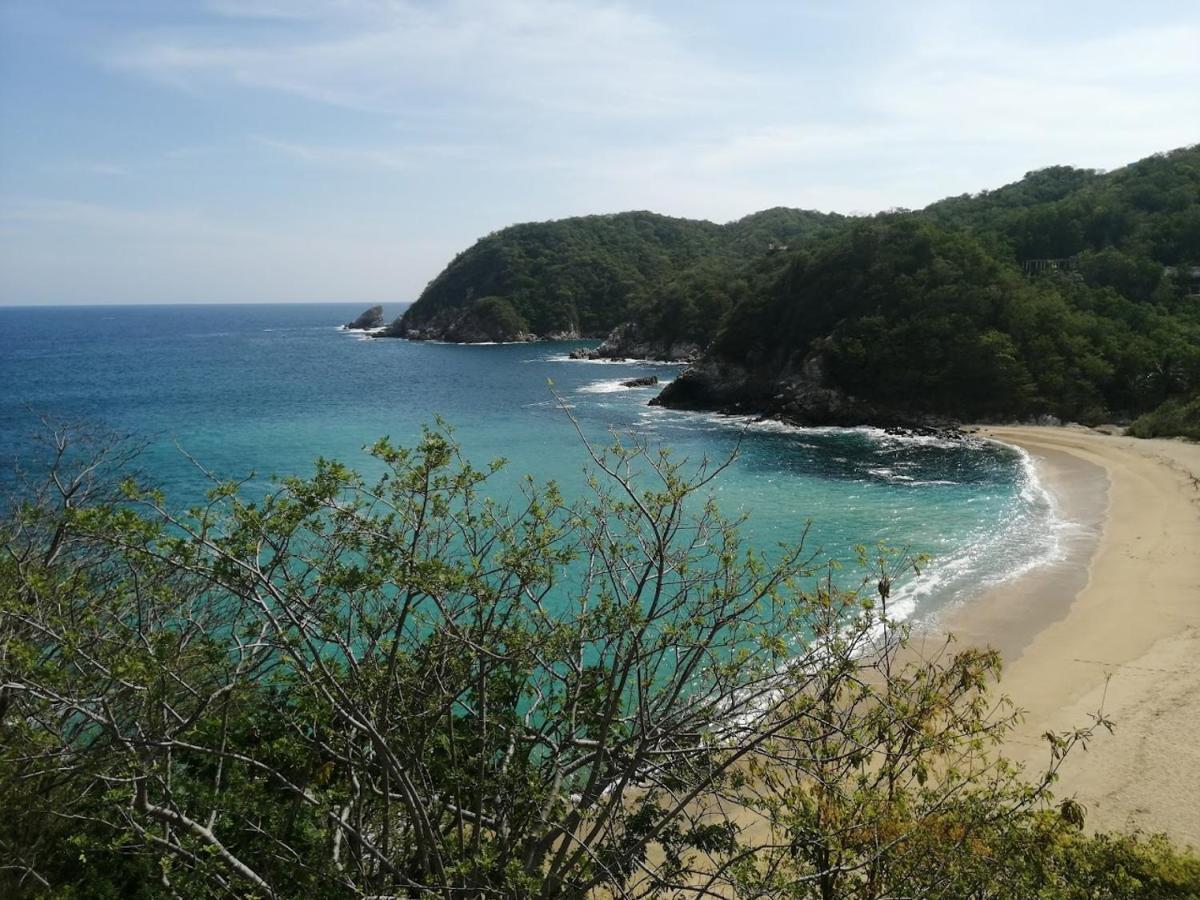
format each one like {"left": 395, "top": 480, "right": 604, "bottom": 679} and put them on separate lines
{"left": 924, "top": 426, "right": 1200, "bottom": 846}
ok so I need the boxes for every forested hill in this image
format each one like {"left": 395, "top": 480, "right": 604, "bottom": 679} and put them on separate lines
{"left": 385, "top": 145, "right": 1199, "bottom": 427}
{"left": 655, "top": 145, "right": 1200, "bottom": 427}
{"left": 923, "top": 151, "right": 1200, "bottom": 268}
{"left": 385, "top": 208, "right": 845, "bottom": 341}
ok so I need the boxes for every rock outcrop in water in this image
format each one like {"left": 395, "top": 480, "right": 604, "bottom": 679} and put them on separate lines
{"left": 621, "top": 375, "right": 659, "bottom": 388}
{"left": 651, "top": 345, "right": 957, "bottom": 429}
{"left": 345, "top": 305, "right": 385, "bottom": 330}
{"left": 568, "top": 322, "right": 701, "bottom": 363}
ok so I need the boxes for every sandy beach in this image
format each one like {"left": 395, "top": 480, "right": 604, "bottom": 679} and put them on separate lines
{"left": 926, "top": 426, "right": 1200, "bottom": 846}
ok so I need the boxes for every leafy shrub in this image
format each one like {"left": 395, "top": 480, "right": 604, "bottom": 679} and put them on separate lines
{"left": 1128, "top": 393, "right": 1200, "bottom": 440}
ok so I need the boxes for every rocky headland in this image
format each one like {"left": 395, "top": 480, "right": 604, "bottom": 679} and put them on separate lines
{"left": 383, "top": 310, "right": 582, "bottom": 344}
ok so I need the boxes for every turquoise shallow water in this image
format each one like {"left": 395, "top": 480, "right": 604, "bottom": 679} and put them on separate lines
{"left": 0, "top": 302, "right": 1062, "bottom": 620}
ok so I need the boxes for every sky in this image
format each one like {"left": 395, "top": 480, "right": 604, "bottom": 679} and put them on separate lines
{"left": 0, "top": 0, "right": 1197, "bottom": 305}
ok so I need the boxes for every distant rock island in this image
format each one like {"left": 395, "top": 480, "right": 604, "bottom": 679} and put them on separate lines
{"left": 345, "top": 305, "right": 385, "bottom": 330}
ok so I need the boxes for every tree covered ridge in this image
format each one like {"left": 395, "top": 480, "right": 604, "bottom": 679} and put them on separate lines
{"left": 924, "top": 146, "right": 1200, "bottom": 265}
{"left": 696, "top": 216, "right": 1200, "bottom": 423}
{"left": 661, "top": 145, "right": 1200, "bottom": 426}
{"left": 391, "top": 208, "right": 846, "bottom": 339}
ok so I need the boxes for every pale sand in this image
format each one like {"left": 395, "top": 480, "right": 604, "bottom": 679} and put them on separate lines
{"left": 925, "top": 426, "right": 1200, "bottom": 846}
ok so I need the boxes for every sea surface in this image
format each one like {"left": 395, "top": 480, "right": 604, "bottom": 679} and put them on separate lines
{"left": 0, "top": 302, "right": 1064, "bottom": 621}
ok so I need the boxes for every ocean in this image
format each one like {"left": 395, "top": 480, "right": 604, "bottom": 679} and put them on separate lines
{"left": 0, "top": 302, "right": 1063, "bottom": 622}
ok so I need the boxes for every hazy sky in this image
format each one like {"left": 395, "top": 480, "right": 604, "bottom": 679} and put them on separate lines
{"left": 1, "top": 0, "right": 1197, "bottom": 305}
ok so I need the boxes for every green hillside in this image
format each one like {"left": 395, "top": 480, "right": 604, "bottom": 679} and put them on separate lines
{"left": 388, "top": 208, "right": 844, "bottom": 340}
{"left": 389, "top": 145, "right": 1199, "bottom": 428}
{"left": 657, "top": 146, "right": 1200, "bottom": 426}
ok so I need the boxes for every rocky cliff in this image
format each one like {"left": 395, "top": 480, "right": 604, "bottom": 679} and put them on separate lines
{"left": 651, "top": 346, "right": 951, "bottom": 428}
{"left": 568, "top": 322, "right": 701, "bottom": 362}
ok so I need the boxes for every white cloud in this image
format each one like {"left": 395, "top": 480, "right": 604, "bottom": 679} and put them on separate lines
{"left": 253, "top": 135, "right": 489, "bottom": 171}
{"left": 9, "top": 0, "right": 1198, "bottom": 304}
{"left": 865, "top": 20, "right": 1200, "bottom": 167}
{"left": 204, "top": 0, "right": 333, "bottom": 20}
{"left": 107, "top": 4, "right": 1198, "bottom": 181}
{"left": 255, "top": 137, "right": 413, "bottom": 170}
{"left": 113, "top": 2, "right": 1197, "bottom": 217}
{"left": 591, "top": 17, "right": 1200, "bottom": 217}
{"left": 692, "top": 125, "right": 909, "bottom": 174}
{"left": 114, "top": 0, "right": 750, "bottom": 120}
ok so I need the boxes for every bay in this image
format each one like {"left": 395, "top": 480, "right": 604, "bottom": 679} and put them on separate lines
{"left": 0, "top": 302, "right": 1063, "bottom": 621}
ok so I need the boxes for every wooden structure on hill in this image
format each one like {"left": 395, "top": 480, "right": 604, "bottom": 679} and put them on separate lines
{"left": 1021, "top": 257, "right": 1079, "bottom": 276}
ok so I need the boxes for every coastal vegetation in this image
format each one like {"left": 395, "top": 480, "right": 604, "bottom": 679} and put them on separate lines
{"left": 392, "top": 145, "right": 1200, "bottom": 433}
{"left": 3, "top": 422, "right": 1199, "bottom": 898}
{"left": 1128, "top": 392, "right": 1200, "bottom": 441}
{"left": 387, "top": 209, "right": 844, "bottom": 341}
{"left": 658, "top": 215, "right": 1200, "bottom": 425}
{"left": 662, "top": 146, "right": 1200, "bottom": 427}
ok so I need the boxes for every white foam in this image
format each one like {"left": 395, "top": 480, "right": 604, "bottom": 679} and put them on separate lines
{"left": 576, "top": 379, "right": 633, "bottom": 394}
{"left": 864, "top": 468, "right": 960, "bottom": 486}
{"left": 340, "top": 326, "right": 387, "bottom": 340}
{"left": 388, "top": 338, "right": 536, "bottom": 346}
{"left": 635, "top": 410, "right": 986, "bottom": 451}
{"left": 885, "top": 440, "right": 1071, "bottom": 626}
{"left": 576, "top": 378, "right": 668, "bottom": 394}
{"left": 540, "top": 353, "right": 687, "bottom": 366}
{"left": 590, "top": 401, "right": 1069, "bottom": 632}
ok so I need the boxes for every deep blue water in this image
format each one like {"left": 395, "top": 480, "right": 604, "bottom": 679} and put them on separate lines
{"left": 0, "top": 302, "right": 1061, "bottom": 620}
